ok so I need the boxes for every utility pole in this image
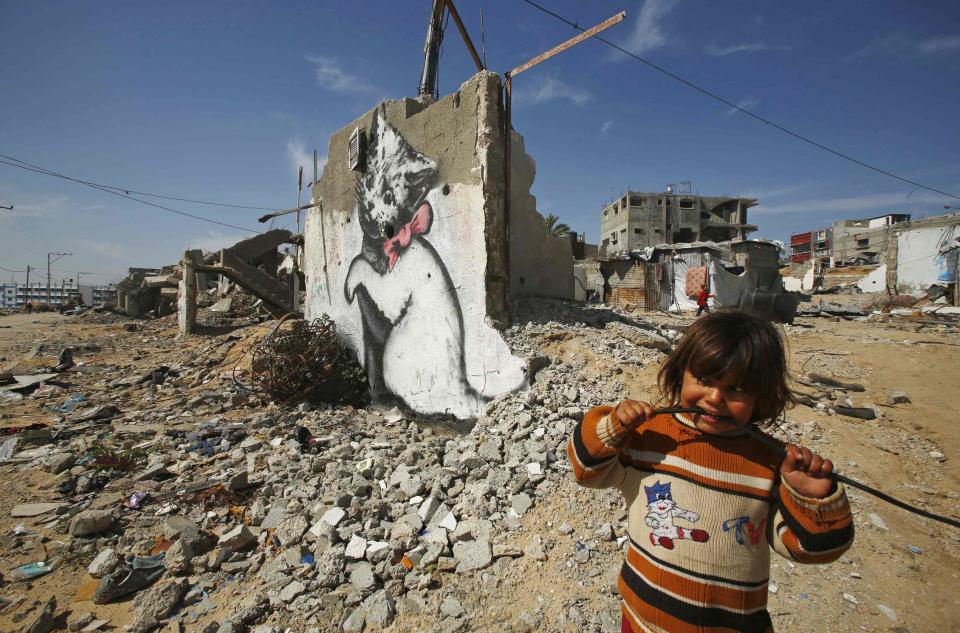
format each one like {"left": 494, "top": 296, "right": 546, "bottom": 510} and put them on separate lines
{"left": 418, "top": 0, "right": 445, "bottom": 99}
{"left": 24, "top": 265, "right": 30, "bottom": 308}
{"left": 47, "top": 252, "right": 71, "bottom": 306}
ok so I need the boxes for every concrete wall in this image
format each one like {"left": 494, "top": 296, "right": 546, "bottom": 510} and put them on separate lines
{"left": 897, "top": 225, "right": 959, "bottom": 293}
{"left": 303, "top": 71, "right": 529, "bottom": 420}
{"left": 508, "top": 132, "right": 574, "bottom": 300}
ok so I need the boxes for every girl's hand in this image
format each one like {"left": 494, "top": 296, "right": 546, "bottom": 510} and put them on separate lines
{"left": 780, "top": 444, "right": 835, "bottom": 498}
{"left": 614, "top": 399, "right": 655, "bottom": 432}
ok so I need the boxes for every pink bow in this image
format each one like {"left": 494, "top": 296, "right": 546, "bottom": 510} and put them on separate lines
{"left": 383, "top": 203, "right": 432, "bottom": 270}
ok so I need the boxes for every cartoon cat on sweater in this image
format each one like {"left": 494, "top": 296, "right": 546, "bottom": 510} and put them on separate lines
{"left": 343, "top": 110, "right": 488, "bottom": 419}
{"left": 643, "top": 481, "right": 710, "bottom": 549}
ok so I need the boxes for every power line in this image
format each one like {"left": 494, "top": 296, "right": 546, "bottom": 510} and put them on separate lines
{"left": 0, "top": 154, "right": 276, "bottom": 211}
{"left": 0, "top": 156, "right": 262, "bottom": 233}
{"left": 520, "top": 0, "right": 960, "bottom": 202}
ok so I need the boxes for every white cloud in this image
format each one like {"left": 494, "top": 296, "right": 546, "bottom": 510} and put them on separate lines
{"left": 515, "top": 76, "right": 591, "bottom": 107}
{"left": 11, "top": 194, "right": 76, "bottom": 217}
{"left": 600, "top": 119, "right": 614, "bottom": 135}
{"left": 306, "top": 55, "right": 375, "bottom": 93}
{"left": 754, "top": 190, "right": 951, "bottom": 216}
{"left": 83, "top": 239, "right": 128, "bottom": 260}
{"left": 705, "top": 42, "right": 788, "bottom": 57}
{"left": 188, "top": 230, "right": 254, "bottom": 254}
{"left": 725, "top": 97, "right": 757, "bottom": 117}
{"left": 849, "top": 33, "right": 960, "bottom": 61}
{"left": 285, "top": 138, "right": 326, "bottom": 184}
{"left": 737, "top": 184, "right": 809, "bottom": 200}
{"left": 918, "top": 35, "right": 960, "bottom": 55}
{"left": 620, "top": 0, "right": 678, "bottom": 55}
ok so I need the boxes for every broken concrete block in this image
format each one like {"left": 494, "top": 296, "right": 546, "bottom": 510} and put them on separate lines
{"left": 218, "top": 525, "right": 255, "bottom": 550}
{"left": 345, "top": 534, "right": 367, "bottom": 560}
{"left": 69, "top": 510, "right": 114, "bottom": 537}
{"left": 511, "top": 492, "right": 533, "bottom": 516}
{"left": 131, "top": 578, "right": 188, "bottom": 633}
{"left": 362, "top": 589, "right": 396, "bottom": 629}
{"left": 320, "top": 506, "right": 346, "bottom": 527}
{"left": 452, "top": 538, "right": 492, "bottom": 572}
{"left": 87, "top": 548, "right": 120, "bottom": 578}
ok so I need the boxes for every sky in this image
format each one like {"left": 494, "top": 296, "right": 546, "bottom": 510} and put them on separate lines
{"left": 1, "top": 0, "right": 959, "bottom": 285}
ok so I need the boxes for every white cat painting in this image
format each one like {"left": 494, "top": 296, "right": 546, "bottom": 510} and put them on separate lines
{"left": 344, "top": 111, "right": 488, "bottom": 419}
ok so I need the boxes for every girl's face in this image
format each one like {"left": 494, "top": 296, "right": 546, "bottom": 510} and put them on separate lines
{"left": 679, "top": 369, "right": 757, "bottom": 435}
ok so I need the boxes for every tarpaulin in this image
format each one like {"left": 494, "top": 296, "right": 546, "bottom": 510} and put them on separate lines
{"left": 668, "top": 259, "right": 699, "bottom": 312}
{"left": 709, "top": 262, "right": 749, "bottom": 308}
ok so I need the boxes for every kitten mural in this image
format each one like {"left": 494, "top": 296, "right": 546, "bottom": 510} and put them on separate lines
{"left": 344, "top": 111, "right": 488, "bottom": 419}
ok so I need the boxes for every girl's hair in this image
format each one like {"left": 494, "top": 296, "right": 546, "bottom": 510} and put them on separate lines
{"left": 657, "top": 309, "right": 795, "bottom": 426}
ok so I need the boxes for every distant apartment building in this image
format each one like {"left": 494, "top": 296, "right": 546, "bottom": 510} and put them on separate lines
{"left": 599, "top": 190, "right": 757, "bottom": 256}
{"left": 1, "top": 284, "right": 15, "bottom": 308}
{"left": 830, "top": 213, "right": 911, "bottom": 263}
{"left": 790, "top": 228, "right": 832, "bottom": 264}
{"left": 3, "top": 280, "right": 81, "bottom": 308}
{"left": 92, "top": 284, "right": 117, "bottom": 304}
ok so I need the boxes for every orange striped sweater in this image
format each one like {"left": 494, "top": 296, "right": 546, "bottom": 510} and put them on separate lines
{"left": 568, "top": 406, "right": 854, "bottom": 633}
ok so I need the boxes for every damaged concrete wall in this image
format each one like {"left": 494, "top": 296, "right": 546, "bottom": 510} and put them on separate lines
{"left": 897, "top": 225, "right": 959, "bottom": 293}
{"left": 509, "top": 133, "right": 574, "bottom": 300}
{"left": 303, "top": 71, "right": 528, "bottom": 419}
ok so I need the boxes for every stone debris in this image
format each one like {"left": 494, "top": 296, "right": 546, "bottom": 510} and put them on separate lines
{"left": 87, "top": 548, "right": 121, "bottom": 578}
{"left": 131, "top": 578, "right": 188, "bottom": 633}
{"left": 0, "top": 295, "right": 955, "bottom": 631}
{"left": 69, "top": 510, "right": 114, "bottom": 537}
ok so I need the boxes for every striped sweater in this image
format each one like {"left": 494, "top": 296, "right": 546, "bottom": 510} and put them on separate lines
{"left": 568, "top": 406, "right": 854, "bottom": 633}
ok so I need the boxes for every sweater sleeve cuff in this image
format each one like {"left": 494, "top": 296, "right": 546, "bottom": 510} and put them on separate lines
{"left": 780, "top": 478, "right": 851, "bottom": 524}
{"left": 594, "top": 407, "right": 633, "bottom": 448}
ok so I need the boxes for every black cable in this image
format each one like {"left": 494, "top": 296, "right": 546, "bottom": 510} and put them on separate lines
{"left": 520, "top": 0, "right": 960, "bottom": 202}
{"left": 0, "top": 153, "right": 276, "bottom": 211}
{"left": 0, "top": 157, "right": 261, "bottom": 233}
{"left": 655, "top": 407, "right": 960, "bottom": 529}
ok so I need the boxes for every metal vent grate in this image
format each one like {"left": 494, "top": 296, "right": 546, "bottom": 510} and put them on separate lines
{"left": 348, "top": 127, "right": 365, "bottom": 172}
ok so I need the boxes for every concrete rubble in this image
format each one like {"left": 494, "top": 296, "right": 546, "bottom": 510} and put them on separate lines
{"left": 0, "top": 296, "right": 957, "bottom": 632}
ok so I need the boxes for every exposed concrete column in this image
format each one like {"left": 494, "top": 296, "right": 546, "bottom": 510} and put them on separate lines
{"left": 178, "top": 249, "right": 200, "bottom": 337}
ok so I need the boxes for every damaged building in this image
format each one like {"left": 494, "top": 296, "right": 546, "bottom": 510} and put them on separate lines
{"left": 302, "top": 71, "right": 574, "bottom": 419}
{"left": 600, "top": 239, "right": 796, "bottom": 321}
{"left": 599, "top": 190, "right": 757, "bottom": 256}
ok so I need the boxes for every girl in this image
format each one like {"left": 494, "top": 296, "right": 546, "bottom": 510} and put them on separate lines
{"left": 568, "top": 309, "right": 853, "bottom": 633}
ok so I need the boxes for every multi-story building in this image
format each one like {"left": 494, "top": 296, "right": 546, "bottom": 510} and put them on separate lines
{"left": 790, "top": 228, "right": 832, "bottom": 264}
{"left": 1, "top": 284, "right": 16, "bottom": 308}
{"left": 3, "top": 280, "right": 81, "bottom": 308}
{"left": 830, "top": 213, "right": 910, "bottom": 263}
{"left": 599, "top": 189, "right": 757, "bottom": 256}
{"left": 91, "top": 285, "right": 117, "bottom": 304}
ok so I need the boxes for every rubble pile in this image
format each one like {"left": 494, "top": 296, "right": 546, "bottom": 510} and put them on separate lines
{"left": 1, "top": 298, "right": 958, "bottom": 632}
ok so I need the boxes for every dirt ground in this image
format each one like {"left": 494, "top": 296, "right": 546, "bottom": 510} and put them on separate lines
{"left": 0, "top": 308, "right": 958, "bottom": 632}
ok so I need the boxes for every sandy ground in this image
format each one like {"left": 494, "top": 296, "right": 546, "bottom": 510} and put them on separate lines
{"left": 0, "top": 308, "right": 958, "bottom": 632}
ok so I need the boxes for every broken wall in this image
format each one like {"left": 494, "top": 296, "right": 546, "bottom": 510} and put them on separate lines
{"left": 897, "top": 225, "right": 959, "bottom": 294}
{"left": 509, "top": 133, "right": 574, "bottom": 300}
{"left": 303, "top": 71, "right": 528, "bottom": 420}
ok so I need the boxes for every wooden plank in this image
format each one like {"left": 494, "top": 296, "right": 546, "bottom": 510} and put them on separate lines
{"left": 508, "top": 11, "right": 625, "bottom": 78}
